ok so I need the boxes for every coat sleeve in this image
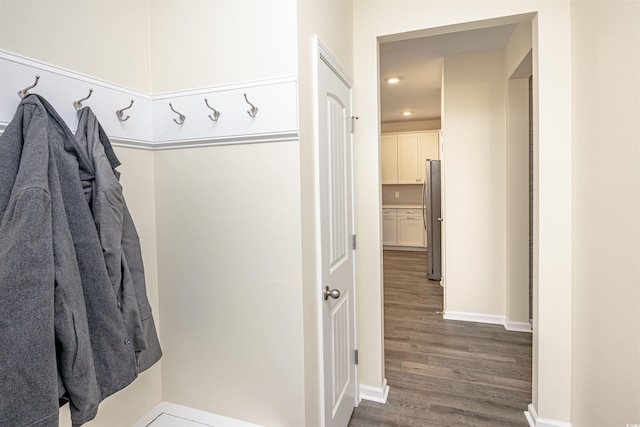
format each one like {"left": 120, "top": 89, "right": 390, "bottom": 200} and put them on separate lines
{"left": 0, "top": 188, "right": 59, "bottom": 427}
{"left": 93, "top": 183, "right": 146, "bottom": 354}
{"left": 121, "top": 201, "right": 163, "bottom": 371}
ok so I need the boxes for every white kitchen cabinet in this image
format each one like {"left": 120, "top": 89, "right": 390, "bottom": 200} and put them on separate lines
{"left": 382, "top": 207, "right": 426, "bottom": 248}
{"left": 382, "top": 131, "right": 440, "bottom": 185}
{"left": 397, "top": 208, "right": 425, "bottom": 247}
{"left": 382, "top": 208, "right": 398, "bottom": 245}
{"left": 418, "top": 131, "right": 440, "bottom": 183}
{"left": 381, "top": 134, "right": 398, "bottom": 184}
{"left": 397, "top": 133, "right": 420, "bottom": 183}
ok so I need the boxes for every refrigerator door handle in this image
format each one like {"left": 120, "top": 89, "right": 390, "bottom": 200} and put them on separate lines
{"left": 422, "top": 179, "right": 426, "bottom": 230}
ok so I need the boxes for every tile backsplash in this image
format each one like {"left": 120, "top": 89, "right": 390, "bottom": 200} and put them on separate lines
{"left": 382, "top": 184, "right": 423, "bottom": 206}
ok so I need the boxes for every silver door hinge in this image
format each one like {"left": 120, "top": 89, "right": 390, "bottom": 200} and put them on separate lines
{"left": 350, "top": 116, "right": 359, "bottom": 133}
{"left": 355, "top": 349, "right": 359, "bottom": 365}
{"left": 352, "top": 234, "right": 357, "bottom": 250}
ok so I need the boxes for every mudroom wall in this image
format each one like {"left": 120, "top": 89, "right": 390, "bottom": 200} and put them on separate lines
{"left": 1, "top": 0, "right": 356, "bottom": 425}
{"left": 0, "top": 1, "right": 153, "bottom": 93}
{"left": 0, "top": 2, "right": 162, "bottom": 427}
{"left": 148, "top": 0, "right": 298, "bottom": 92}
{"left": 571, "top": 1, "right": 640, "bottom": 425}
{"left": 148, "top": 2, "right": 307, "bottom": 426}
{"left": 1, "top": 0, "right": 305, "bottom": 425}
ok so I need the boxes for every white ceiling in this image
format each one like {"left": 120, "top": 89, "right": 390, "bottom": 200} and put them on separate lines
{"left": 379, "top": 24, "right": 518, "bottom": 123}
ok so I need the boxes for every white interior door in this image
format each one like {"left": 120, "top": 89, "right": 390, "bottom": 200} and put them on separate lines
{"left": 317, "top": 40, "right": 357, "bottom": 427}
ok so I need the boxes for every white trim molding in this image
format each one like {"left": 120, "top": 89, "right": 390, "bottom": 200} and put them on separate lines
{"left": 359, "top": 378, "right": 390, "bottom": 404}
{"left": 443, "top": 311, "right": 533, "bottom": 333}
{"left": 525, "top": 403, "right": 572, "bottom": 427}
{"left": 443, "top": 311, "right": 505, "bottom": 326}
{"left": 505, "top": 320, "right": 533, "bottom": 333}
{"left": 132, "top": 402, "right": 265, "bottom": 427}
{"left": 0, "top": 50, "right": 298, "bottom": 149}
{"left": 315, "top": 35, "right": 354, "bottom": 89}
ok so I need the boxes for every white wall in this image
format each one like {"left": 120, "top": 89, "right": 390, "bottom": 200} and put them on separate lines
{"left": 442, "top": 49, "right": 507, "bottom": 317}
{"left": 505, "top": 20, "right": 532, "bottom": 329}
{"left": 571, "top": 1, "right": 640, "bottom": 425}
{"left": 149, "top": 1, "right": 306, "bottom": 425}
{"left": 506, "top": 78, "right": 530, "bottom": 326}
{"left": 149, "top": 0, "right": 298, "bottom": 93}
{"left": 154, "top": 143, "right": 305, "bottom": 427}
{"left": 353, "top": 2, "right": 573, "bottom": 423}
{"left": 0, "top": 0, "right": 152, "bottom": 92}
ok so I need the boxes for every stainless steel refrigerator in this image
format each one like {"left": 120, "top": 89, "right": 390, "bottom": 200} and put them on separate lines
{"left": 422, "top": 159, "right": 442, "bottom": 281}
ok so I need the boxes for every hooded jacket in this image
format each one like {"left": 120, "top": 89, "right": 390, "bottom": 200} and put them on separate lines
{"left": 0, "top": 95, "right": 139, "bottom": 426}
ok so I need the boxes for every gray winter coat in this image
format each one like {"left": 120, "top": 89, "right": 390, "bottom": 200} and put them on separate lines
{"left": 75, "top": 107, "right": 161, "bottom": 371}
{"left": 0, "top": 94, "right": 99, "bottom": 427}
{"left": 0, "top": 95, "right": 140, "bottom": 426}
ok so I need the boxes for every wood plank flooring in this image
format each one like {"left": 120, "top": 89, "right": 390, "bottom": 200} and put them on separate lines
{"left": 348, "top": 250, "right": 532, "bottom": 427}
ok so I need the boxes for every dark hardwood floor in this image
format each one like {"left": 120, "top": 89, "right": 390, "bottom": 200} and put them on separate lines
{"left": 348, "top": 250, "right": 532, "bottom": 427}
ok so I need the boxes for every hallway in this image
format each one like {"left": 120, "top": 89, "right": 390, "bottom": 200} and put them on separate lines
{"left": 348, "top": 250, "right": 532, "bottom": 426}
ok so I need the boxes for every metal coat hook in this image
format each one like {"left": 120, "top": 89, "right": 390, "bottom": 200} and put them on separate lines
{"left": 169, "top": 103, "right": 186, "bottom": 125}
{"left": 204, "top": 98, "right": 220, "bottom": 122}
{"left": 73, "top": 88, "right": 94, "bottom": 110}
{"left": 243, "top": 93, "right": 258, "bottom": 118}
{"left": 116, "top": 99, "right": 134, "bottom": 122}
{"left": 18, "top": 75, "right": 40, "bottom": 98}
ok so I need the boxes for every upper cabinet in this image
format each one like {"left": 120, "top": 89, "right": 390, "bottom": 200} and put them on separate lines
{"left": 397, "top": 133, "right": 420, "bottom": 183}
{"left": 381, "top": 134, "right": 399, "bottom": 184}
{"left": 417, "top": 131, "right": 440, "bottom": 182}
{"left": 382, "top": 131, "right": 440, "bottom": 184}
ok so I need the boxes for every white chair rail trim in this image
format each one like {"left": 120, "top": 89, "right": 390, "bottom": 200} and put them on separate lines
{"left": 0, "top": 51, "right": 298, "bottom": 150}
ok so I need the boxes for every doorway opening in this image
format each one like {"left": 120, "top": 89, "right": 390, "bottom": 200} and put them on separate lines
{"left": 371, "top": 13, "right": 536, "bottom": 425}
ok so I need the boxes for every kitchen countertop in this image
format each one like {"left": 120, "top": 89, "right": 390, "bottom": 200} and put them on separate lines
{"left": 382, "top": 204, "right": 423, "bottom": 209}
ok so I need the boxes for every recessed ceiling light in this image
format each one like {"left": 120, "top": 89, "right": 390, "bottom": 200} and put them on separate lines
{"left": 387, "top": 77, "right": 401, "bottom": 84}
{"left": 402, "top": 111, "right": 412, "bottom": 116}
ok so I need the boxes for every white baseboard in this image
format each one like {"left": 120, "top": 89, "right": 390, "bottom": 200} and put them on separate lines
{"left": 444, "top": 311, "right": 533, "bottom": 333}
{"left": 443, "top": 311, "right": 505, "bottom": 326}
{"left": 525, "top": 403, "right": 572, "bottom": 427}
{"left": 505, "top": 320, "right": 533, "bottom": 333}
{"left": 359, "top": 378, "right": 390, "bottom": 404}
{"left": 132, "top": 402, "right": 265, "bottom": 427}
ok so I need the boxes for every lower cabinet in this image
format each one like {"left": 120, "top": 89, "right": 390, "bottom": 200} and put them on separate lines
{"left": 382, "top": 209, "right": 398, "bottom": 246}
{"left": 398, "top": 210, "right": 425, "bottom": 247}
{"left": 383, "top": 208, "right": 426, "bottom": 248}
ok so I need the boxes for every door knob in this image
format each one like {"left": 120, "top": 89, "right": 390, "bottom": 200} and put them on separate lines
{"left": 324, "top": 286, "right": 340, "bottom": 300}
